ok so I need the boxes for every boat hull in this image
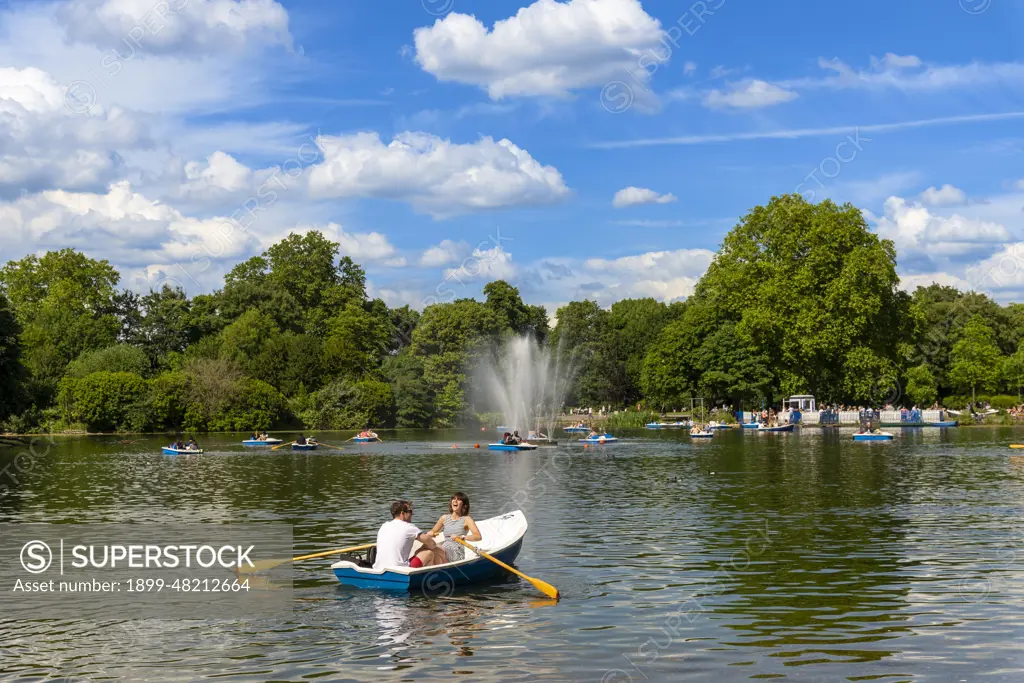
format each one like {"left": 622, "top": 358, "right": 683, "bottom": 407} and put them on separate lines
{"left": 292, "top": 444, "right": 319, "bottom": 451}
{"left": 581, "top": 435, "right": 617, "bottom": 443}
{"left": 162, "top": 447, "right": 203, "bottom": 455}
{"left": 758, "top": 425, "right": 794, "bottom": 433}
{"left": 352, "top": 437, "right": 379, "bottom": 443}
{"left": 332, "top": 511, "right": 527, "bottom": 592}
{"left": 563, "top": 427, "right": 590, "bottom": 433}
{"left": 741, "top": 423, "right": 760, "bottom": 429}
{"left": 853, "top": 434, "right": 893, "bottom": 441}
{"left": 690, "top": 433, "right": 714, "bottom": 438}
{"left": 242, "top": 439, "right": 282, "bottom": 446}
{"left": 488, "top": 443, "right": 538, "bottom": 451}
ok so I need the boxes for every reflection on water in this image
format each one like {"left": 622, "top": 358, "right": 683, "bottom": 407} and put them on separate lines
{"left": 1, "top": 428, "right": 1024, "bottom": 680}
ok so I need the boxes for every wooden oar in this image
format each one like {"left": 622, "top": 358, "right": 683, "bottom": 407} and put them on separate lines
{"left": 1010, "top": 444, "right": 1024, "bottom": 449}
{"left": 454, "top": 537, "right": 559, "bottom": 600}
{"left": 320, "top": 444, "right": 345, "bottom": 451}
{"left": 239, "top": 543, "right": 376, "bottom": 574}
{"left": 272, "top": 441, "right": 298, "bottom": 451}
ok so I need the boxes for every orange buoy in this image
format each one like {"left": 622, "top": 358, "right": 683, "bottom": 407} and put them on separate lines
{"left": 452, "top": 444, "right": 458, "bottom": 449}
{"left": 474, "top": 443, "right": 480, "bottom": 448}
{"left": 584, "top": 444, "right": 589, "bottom": 449}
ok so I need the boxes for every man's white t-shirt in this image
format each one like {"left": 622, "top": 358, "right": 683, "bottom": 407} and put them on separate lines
{"left": 374, "top": 519, "right": 422, "bottom": 569}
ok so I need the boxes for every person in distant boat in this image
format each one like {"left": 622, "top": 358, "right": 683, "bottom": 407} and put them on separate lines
{"left": 307, "top": 435, "right": 318, "bottom": 446}
{"left": 296, "top": 435, "right": 307, "bottom": 445}
{"left": 428, "top": 492, "right": 482, "bottom": 563}
{"left": 512, "top": 430, "right": 523, "bottom": 444}
{"left": 187, "top": 438, "right": 198, "bottom": 450}
{"left": 588, "top": 429, "right": 600, "bottom": 438}
{"left": 374, "top": 500, "right": 446, "bottom": 570}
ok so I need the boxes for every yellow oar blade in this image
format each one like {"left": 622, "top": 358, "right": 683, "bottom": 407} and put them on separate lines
{"left": 1010, "top": 444, "right": 1024, "bottom": 449}
{"left": 237, "top": 543, "right": 376, "bottom": 575}
{"left": 454, "top": 538, "right": 559, "bottom": 600}
{"left": 272, "top": 441, "right": 296, "bottom": 451}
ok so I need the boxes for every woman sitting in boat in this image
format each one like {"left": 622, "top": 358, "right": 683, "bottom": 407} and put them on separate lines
{"left": 428, "top": 492, "right": 482, "bottom": 563}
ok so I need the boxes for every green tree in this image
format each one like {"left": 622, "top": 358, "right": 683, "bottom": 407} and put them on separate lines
{"left": 384, "top": 352, "right": 433, "bottom": 427}
{"left": 948, "top": 316, "right": 1002, "bottom": 404}
{"left": 303, "top": 379, "right": 394, "bottom": 429}
{"left": 0, "top": 249, "right": 120, "bottom": 388}
{"left": 677, "top": 194, "right": 913, "bottom": 403}
{"left": 323, "top": 303, "right": 393, "bottom": 381}
{"left": 0, "top": 292, "right": 25, "bottom": 421}
{"left": 59, "top": 371, "right": 149, "bottom": 432}
{"left": 68, "top": 345, "right": 151, "bottom": 378}
{"left": 904, "top": 364, "right": 938, "bottom": 407}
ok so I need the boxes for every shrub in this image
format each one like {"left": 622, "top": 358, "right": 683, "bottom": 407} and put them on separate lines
{"left": 68, "top": 345, "right": 151, "bottom": 378}
{"left": 988, "top": 395, "right": 1019, "bottom": 410}
{"left": 59, "top": 371, "right": 149, "bottom": 432}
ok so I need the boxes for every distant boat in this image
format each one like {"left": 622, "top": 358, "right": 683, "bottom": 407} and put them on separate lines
{"left": 707, "top": 423, "right": 733, "bottom": 430}
{"left": 488, "top": 443, "right": 538, "bottom": 451}
{"left": 496, "top": 425, "right": 513, "bottom": 431}
{"left": 162, "top": 447, "right": 203, "bottom": 455}
{"left": 758, "top": 424, "right": 794, "bottom": 433}
{"left": 853, "top": 432, "right": 894, "bottom": 441}
{"left": 690, "top": 430, "right": 714, "bottom": 439}
{"left": 242, "top": 438, "right": 283, "bottom": 446}
{"left": 353, "top": 435, "right": 379, "bottom": 443}
{"left": 563, "top": 426, "right": 591, "bottom": 433}
{"left": 292, "top": 442, "right": 319, "bottom": 451}
{"left": 741, "top": 422, "right": 760, "bottom": 429}
{"left": 645, "top": 421, "right": 692, "bottom": 429}
{"left": 581, "top": 434, "right": 617, "bottom": 443}
{"left": 929, "top": 420, "right": 958, "bottom": 427}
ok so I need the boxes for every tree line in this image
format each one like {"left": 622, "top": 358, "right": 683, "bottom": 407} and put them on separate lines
{"left": 1, "top": 194, "right": 1022, "bottom": 433}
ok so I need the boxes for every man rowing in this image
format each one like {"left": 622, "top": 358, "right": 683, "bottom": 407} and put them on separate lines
{"left": 374, "top": 500, "right": 446, "bottom": 570}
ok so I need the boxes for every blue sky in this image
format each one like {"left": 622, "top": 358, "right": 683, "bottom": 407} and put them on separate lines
{"left": 1, "top": 0, "right": 1023, "bottom": 312}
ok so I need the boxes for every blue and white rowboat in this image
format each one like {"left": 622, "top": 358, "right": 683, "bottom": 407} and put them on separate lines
{"left": 929, "top": 421, "right": 958, "bottom": 427}
{"left": 853, "top": 432, "right": 894, "bottom": 441}
{"left": 332, "top": 511, "right": 528, "bottom": 592}
{"left": 162, "top": 447, "right": 203, "bottom": 455}
{"left": 292, "top": 443, "right": 319, "bottom": 451}
{"left": 581, "top": 434, "right": 617, "bottom": 443}
{"left": 758, "top": 424, "right": 794, "bottom": 433}
{"left": 563, "top": 426, "right": 591, "bottom": 433}
{"left": 488, "top": 442, "right": 538, "bottom": 451}
{"left": 690, "top": 431, "right": 714, "bottom": 439}
{"left": 242, "top": 438, "right": 282, "bottom": 446}
{"left": 741, "top": 422, "right": 761, "bottom": 429}
{"left": 353, "top": 436, "right": 379, "bottom": 443}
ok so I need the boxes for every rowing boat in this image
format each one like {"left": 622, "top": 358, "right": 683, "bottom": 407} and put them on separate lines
{"left": 707, "top": 423, "right": 733, "bottom": 430}
{"left": 758, "top": 424, "right": 794, "bottom": 433}
{"left": 332, "top": 510, "right": 527, "bottom": 591}
{"left": 488, "top": 443, "right": 538, "bottom": 451}
{"left": 741, "top": 422, "right": 760, "bottom": 429}
{"left": 929, "top": 421, "right": 958, "bottom": 427}
{"left": 352, "top": 436, "right": 379, "bottom": 443}
{"left": 242, "top": 438, "right": 283, "bottom": 446}
{"left": 292, "top": 443, "right": 319, "bottom": 451}
{"left": 645, "top": 421, "right": 691, "bottom": 429}
{"left": 853, "top": 432, "right": 893, "bottom": 441}
{"left": 690, "top": 431, "right": 714, "bottom": 438}
{"left": 581, "top": 434, "right": 617, "bottom": 443}
{"left": 162, "top": 447, "right": 203, "bottom": 455}
{"left": 563, "top": 426, "right": 590, "bottom": 433}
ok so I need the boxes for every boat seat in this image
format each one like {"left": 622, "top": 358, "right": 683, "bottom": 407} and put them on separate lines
{"left": 334, "top": 547, "right": 375, "bottom": 568}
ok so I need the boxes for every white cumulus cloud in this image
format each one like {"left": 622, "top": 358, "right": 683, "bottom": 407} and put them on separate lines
{"left": 919, "top": 184, "right": 966, "bottom": 206}
{"left": 306, "top": 132, "right": 569, "bottom": 217}
{"left": 57, "top": 0, "right": 292, "bottom": 55}
{"left": 420, "top": 239, "right": 470, "bottom": 267}
{"left": 612, "top": 186, "right": 677, "bottom": 208}
{"left": 413, "top": 0, "right": 666, "bottom": 100}
{"left": 703, "top": 79, "right": 798, "bottom": 109}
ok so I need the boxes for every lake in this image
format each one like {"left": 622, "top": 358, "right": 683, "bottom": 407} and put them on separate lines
{"left": 2, "top": 426, "right": 1023, "bottom": 681}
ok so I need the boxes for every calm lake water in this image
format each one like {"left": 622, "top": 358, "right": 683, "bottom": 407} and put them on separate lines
{"left": 2, "top": 427, "right": 1024, "bottom": 681}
